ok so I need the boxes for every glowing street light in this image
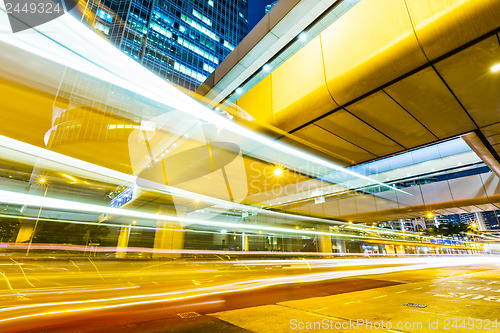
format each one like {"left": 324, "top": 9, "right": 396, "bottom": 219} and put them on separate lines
{"left": 27, "top": 176, "right": 49, "bottom": 256}
{"left": 273, "top": 167, "right": 284, "bottom": 177}
{"left": 491, "top": 64, "right": 500, "bottom": 72}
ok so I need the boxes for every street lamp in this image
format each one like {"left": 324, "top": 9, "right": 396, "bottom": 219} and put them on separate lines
{"left": 26, "top": 176, "right": 49, "bottom": 256}
{"left": 273, "top": 166, "right": 284, "bottom": 177}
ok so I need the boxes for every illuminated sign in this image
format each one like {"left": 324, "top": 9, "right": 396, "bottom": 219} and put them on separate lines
{"left": 110, "top": 185, "right": 135, "bottom": 208}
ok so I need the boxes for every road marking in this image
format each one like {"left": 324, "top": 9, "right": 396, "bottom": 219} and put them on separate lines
{"left": 344, "top": 300, "right": 360, "bottom": 305}
{"left": 316, "top": 307, "right": 327, "bottom": 311}
{"left": 414, "top": 287, "right": 423, "bottom": 290}
{"left": 396, "top": 290, "right": 407, "bottom": 294}
{"left": 403, "top": 303, "right": 427, "bottom": 308}
{"left": 177, "top": 311, "right": 201, "bottom": 319}
{"left": 374, "top": 295, "right": 387, "bottom": 299}
{"left": 278, "top": 304, "right": 342, "bottom": 321}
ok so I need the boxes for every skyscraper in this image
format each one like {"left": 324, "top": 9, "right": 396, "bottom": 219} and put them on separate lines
{"left": 82, "top": 0, "right": 248, "bottom": 91}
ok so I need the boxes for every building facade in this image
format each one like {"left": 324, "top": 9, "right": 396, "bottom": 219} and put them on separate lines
{"left": 82, "top": 0, "right": 248, "bottom": 91}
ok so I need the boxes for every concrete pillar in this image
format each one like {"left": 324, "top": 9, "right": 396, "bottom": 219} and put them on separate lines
{"left": 153, "top": 206, "right": 184, "bottom": 258}
{"left": 213, "top": 232, "right": 228, "bottom": 250}
{"left": 335, "top": 239, "right": 345, "bottom": 255}
{"left": 16, "top": 221, "right": 35, "bottom": 244}
{"left": 475, "top": 212, "right": 487, "bottom": 231}
{"left": 242, "top": 232, "right": 249, "bottom": 251}
{"left": 283, "top": 236, "right": 292, "bottom": 252}
{"left": 116, "top": 226, "right": 130, "bottom": 258}
{"left": 317, "top": 225, "right": 332, "bottom": 253}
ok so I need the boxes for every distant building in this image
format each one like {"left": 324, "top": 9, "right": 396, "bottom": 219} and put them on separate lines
{"left": 458, "top": 212, "right": 476, "bottom": 225}
{"left": 477, "top": 211, "right": 500, "bottom": 231}
{"left": 430, "top": 211, "right": 500, "bottom": 232}
{"left": 82, "top": 0, "right": 248, "bottom": 91}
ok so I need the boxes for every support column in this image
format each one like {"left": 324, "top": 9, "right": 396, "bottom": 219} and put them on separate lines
{"left": 317, "top": 225, "right": 332, "bottom": 253}
{"left": 153, "top": 206, "right": 184, "bottom": 258}
{"left": 15, "top": 221, "right": 35, "bottom": 244}
{"left": 283, "top": 236, "right": 292, "bottom": 252}
{"left": 242, "top": 232, "right": 249, "bottom": 251}
{"left": 475, "top": 212, "right": 487, "bottom": 231}
{"left": 336, "top": 239, "right": 345, "bottom": 255}
{"left": 116, "top": 226, "right": 130, "bottom": 258}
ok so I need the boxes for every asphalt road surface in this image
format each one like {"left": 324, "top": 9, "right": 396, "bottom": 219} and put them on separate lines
{"left": 0, "top": 256, "right": 498, "bottom": 332}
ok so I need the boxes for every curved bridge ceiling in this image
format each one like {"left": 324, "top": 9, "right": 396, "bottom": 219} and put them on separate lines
{"left": 235, "top": 0, "right": 500, "bottom": 167}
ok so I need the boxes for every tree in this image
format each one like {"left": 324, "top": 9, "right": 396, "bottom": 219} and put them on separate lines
{"left": 0, "top": 217, "right": 20, "bottom": 242}
{"left": 423, "top": 222, "right": 478, "bottom": 239}
{"left": 33, "top": 221, "right": 110, "bottom": 245}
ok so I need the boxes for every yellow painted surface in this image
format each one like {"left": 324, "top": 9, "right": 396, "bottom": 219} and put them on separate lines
{"left": 271, "top": 36, "right": 337, "bottom": 131}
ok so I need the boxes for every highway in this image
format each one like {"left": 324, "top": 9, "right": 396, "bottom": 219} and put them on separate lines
{"left": 0, "top": 256, "right": 498, "bottom": 332}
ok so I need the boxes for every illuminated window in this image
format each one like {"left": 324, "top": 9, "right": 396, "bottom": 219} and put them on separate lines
{"left": 173, "top": 62, "right": 207, "bottom": 82}
{"left": 94, "top": 22, "right": 110, "bottom": 35}
{"left": 150, "top": 22, "right": 172, "bottom": 38}
{"left": 193, "top": 9, "right": 212, "bottom": 26}
{"left": 97, "top": 9, "right": 113, "bottom": 23}
{"left": 203, "top": 63, "right": 215, "bottom": 73}
{"left": 181, "top": 14, "right": 220, "bottom": 42}
{"left": 178, "top": 37, "right": 219, "bottom": 65}
{"left": 223, "top": 40, "right": 234, "bottom": 51}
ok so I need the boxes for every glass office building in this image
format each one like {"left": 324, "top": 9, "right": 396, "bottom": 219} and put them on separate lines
{"left": 82, "top": 0, "right": 248, "bottom": 91}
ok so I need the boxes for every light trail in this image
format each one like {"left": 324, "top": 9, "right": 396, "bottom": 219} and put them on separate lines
{"left": 0, "top": 191, "right": 435, "bottom": 243}
{"left": 0, "top": 137, "right": 411, "bottom": 240}
{"left": 0, "top": 243, "right": 480, "bottom": 255}
{"left": 9, "top": 259, "right": 35, "bottom": 288}
{"left": 0, "top": 5, "right": 406, "bottom": 195}
{"left": 0, "top": 256, "right": 496, "bottom": 324}
{"left": 0, "top": 286, "right": 140, "bottom": 298}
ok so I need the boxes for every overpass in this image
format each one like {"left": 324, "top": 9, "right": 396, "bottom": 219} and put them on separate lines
{"left": 0, "top": 0, "right": 499, "bottom": 257}
{"left": 201, "top": 0, "right": 500, "bottom": 165}
{"left": 199, "top": 0, "right": 500, "bottom": 223}
{"left": 1, "top": 1, "right": 500, "bottom": 330}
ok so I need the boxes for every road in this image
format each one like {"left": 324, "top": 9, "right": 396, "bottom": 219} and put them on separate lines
{"left": 0, "top": 256, "right": 498, "bottom": 332}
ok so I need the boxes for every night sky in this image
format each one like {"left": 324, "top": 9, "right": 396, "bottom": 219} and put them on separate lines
{"left": 248, "top": 0, "right": 278, "bottom": 32}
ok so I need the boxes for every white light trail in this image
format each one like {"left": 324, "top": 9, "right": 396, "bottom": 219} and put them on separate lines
{"left": 0, "top": 257, "right": 496, "bottom": 324}
{"left": 0, "top": 190, "right": 428, "bottom": 242}
{"left": 0, "top": 8, "right": 405, "bottom": 194}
